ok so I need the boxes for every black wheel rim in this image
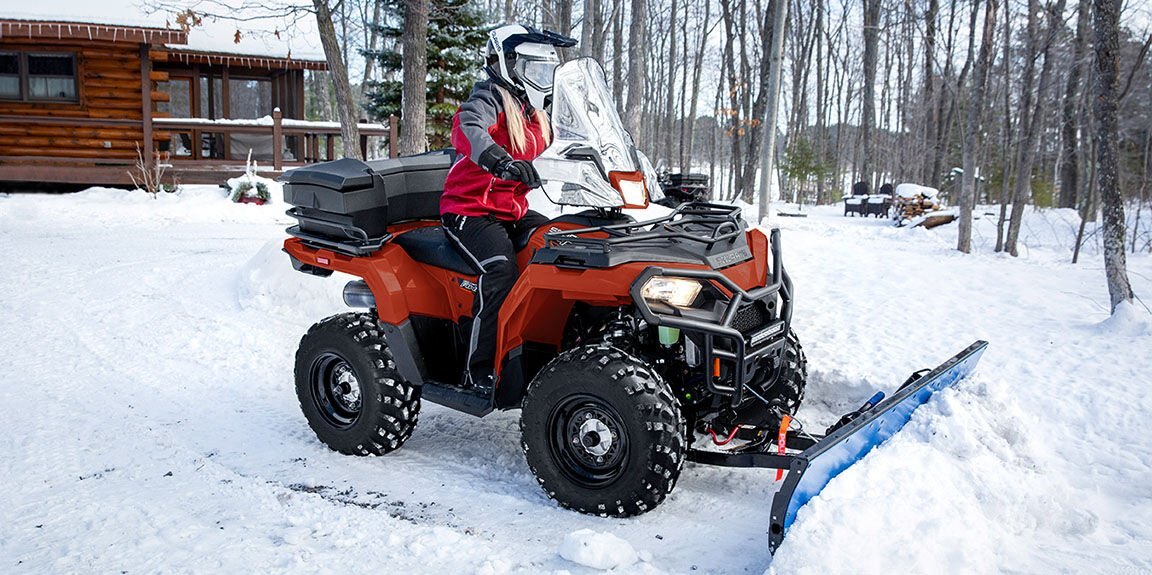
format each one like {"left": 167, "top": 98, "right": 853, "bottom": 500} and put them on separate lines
{"left": 309, "top": 352, "right": 363, "bottom": 430}
{"left": 547, "top": 394, "right": 629, "bottom": 489}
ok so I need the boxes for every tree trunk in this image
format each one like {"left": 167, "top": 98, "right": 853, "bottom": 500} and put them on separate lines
{"left": 1006, "top": 0, "right": 1066, "bottom": 256}
{"left": 663, "top": 0, "right": 678, "bottom": 166}
{"left": 612, "top": 0, "right": 624, "bottom": 106}
{"left": 624, "top": 0, "right": 647, "bottom": 136}
{"left": 399, "top": 0, "right": 429, "bottom": 156}
{"left": 1059, "top": 0, "right": 1091, "bottom": 209}
{"left": 922, "top": 0, "right": 938, "bottom": 184}
{"left": 580, "top": 0, "right": 598, "bottom": 57}
{"left": 958, "top": 0, "right": 999, "bottom": 253}
{"left": 313, "top": 0, "right": 362, "bottom": 160}
{"left": 1093, "top": 0, "right": 1135, "bottom": 311}
{"left": 861, "top": 0, "right": 881, "bottom": 189}
{"left": 360, "top": 0, "right": 384, "bottom": 96}
{"left": 757, "top": 0, "right": 788, "bottom": 222}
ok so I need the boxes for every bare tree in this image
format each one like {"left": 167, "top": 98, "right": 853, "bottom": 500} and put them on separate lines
{"left": 1005, "top": 0, "right": 1067, "bottom": 257}
{"left": 1060, "top": 0, "right": 1092, "bottom": 209}
{"left": 313, "top": 0, "right": 364, "bottom": 159}
{"left": 757, "top": 0, "right": 788, "bottom": 221}
{"left": 1093, "top": 0, "right": 1135, "bottom": 311}
{"left": 860, "top": 0, "right": 882, "bottom": 188}
{"left": 399, "top": 0, "right": 429, "bottom": 155}
{"left": 958, "top": 0, "right": 999, "bottom": 253}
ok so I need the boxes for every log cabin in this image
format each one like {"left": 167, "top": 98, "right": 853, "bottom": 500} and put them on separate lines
{"left": 0, "top": 18, "right": 394, "bottom": 188}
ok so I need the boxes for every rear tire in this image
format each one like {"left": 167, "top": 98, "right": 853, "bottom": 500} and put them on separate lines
{"left": 520, "top": 345, "right": 686, "bottom": 517}
{"left": 295, "top": 313, "right": 421, "bottom": 456}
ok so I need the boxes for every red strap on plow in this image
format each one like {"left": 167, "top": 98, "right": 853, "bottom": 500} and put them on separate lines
{"left": 776, "top": 415, "right": 792, "bottom": 481}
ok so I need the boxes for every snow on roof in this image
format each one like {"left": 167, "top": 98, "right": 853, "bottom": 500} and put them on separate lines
{"left": 2, "top": 2, "right": 325, "bottom": 60}
{"left": 0, "top": 18, "right": 187, "bottom": 44}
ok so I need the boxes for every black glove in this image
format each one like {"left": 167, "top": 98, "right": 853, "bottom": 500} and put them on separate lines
{"left": 477, "top": 144, "right": 542, "bottom": 188}
{"left": 494, "top": 159, "right": 542, "bottom": 189}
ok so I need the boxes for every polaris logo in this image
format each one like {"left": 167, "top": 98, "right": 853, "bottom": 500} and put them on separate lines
{"left": 749, "top": 322, "right": 784, "bottom": 347}
{"left": 459, "top": 279, "right": 479, "bottom": 292}
{"left": 708, "top": 247, "right": 752, "bottom": 268}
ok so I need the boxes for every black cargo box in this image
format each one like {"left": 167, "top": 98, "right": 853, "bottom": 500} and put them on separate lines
{"left": 282, "top": 150, "right": 455, "bottom": 240}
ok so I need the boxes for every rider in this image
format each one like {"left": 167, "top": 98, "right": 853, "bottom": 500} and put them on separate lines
{"left": 440, "top": 24, "right": 576, "bottom": 392}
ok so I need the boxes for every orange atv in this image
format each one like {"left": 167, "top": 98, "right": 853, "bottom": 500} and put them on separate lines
{"left": 281, "top": 59, "right": 987, "bottom": 553}
{"left": 282, "top": 58, "right": 804, "bottom": 516}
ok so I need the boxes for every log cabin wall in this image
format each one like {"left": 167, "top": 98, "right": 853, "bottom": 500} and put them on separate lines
{"left": 0, "top": 20, "right": 183, "bottom": 170}
{"left": 0, "top": 39, "right": 154, "bottom": 160}
{"left": 0, "top": 20, "right": 324, "bottom": 186}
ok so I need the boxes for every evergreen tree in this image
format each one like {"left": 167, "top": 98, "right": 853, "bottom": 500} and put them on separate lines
{"left": 364, "top": 0, "right": 490, "bottom": 150}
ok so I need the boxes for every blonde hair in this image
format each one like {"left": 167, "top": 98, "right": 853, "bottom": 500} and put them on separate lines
{"left": 495, "top": 84, "right": 551, "bottom": 154}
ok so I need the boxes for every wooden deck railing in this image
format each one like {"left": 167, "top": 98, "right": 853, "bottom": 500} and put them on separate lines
{"left": 153, "top": 108, "right": 399, "bottom": 169}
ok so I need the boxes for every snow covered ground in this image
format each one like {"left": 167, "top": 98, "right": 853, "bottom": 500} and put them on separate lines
{"left": 1, "top": 186, "right": 1150, "bottom": 573}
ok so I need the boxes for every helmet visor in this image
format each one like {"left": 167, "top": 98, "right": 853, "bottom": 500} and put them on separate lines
{"left": 516, "top": 57, "right": 559, "bottom": 91}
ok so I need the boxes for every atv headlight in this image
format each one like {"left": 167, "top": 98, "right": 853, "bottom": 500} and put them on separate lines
{"left": 641, "top": 277, "right": 704, "bottom": 308}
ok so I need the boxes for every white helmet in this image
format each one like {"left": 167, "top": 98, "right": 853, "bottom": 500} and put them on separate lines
{"left": 484, "top": 24, "right": 577, "bottom": 110}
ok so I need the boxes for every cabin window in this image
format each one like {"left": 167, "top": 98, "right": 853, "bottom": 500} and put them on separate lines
{"left": 27, "top": 54, "right": 77, "bottom": 100}
{"left": 0, "top": 52, "right": 77, "bottom": 102}
{"left": 228, "top": 78, "right": 273, "bottom": 119}
{"left": 0, "top": 52, "right": 18, "bottom": 98}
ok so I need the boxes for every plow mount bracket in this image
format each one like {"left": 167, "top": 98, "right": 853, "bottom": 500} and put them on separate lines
{"left": 687, "top": 340, "right": 988, "bottom": 554}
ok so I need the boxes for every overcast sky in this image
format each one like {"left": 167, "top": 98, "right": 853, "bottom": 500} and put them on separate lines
{"left": 5, "top": 0, "right": 325, "bottom": 59}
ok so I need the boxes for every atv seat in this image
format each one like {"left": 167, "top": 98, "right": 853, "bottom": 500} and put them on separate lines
{"left": 394, "top": 226, "right": 480, "bottom": 275}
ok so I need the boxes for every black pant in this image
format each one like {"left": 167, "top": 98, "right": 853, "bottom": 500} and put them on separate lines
{"left": 442, "top": 211, "right": 549, "bottom": 379}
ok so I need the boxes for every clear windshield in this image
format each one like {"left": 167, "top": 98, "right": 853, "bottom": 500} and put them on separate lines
{"left": 534, "top": 58, "right": 642, "bottom": 208}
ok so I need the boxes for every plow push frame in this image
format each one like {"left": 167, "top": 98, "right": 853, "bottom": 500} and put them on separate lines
{"left": 688, "top": 340, "right": 989, "bottom": 553}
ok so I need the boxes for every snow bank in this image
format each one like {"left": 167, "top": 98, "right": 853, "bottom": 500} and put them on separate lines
{"left": 236, "top": 239, "right": 349, "bottom": 321}
{"left": 1096, "top": 300, "right": 1152, "bottom": 336}
{"left": 558, "top": 529, "right": 639, "bottom": 570}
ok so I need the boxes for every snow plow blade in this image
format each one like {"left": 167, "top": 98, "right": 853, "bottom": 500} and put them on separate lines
{"left": 687, "top": 340, "right": 988, "bottom": 554}
{"left": 768, "top": 340, "right": 987, "bottom": 552}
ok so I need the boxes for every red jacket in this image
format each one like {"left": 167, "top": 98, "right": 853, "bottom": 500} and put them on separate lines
{"left": 441, "top": 81, "right": 549, "bottom": 221}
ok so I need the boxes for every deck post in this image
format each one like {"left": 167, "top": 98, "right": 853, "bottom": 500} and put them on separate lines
{"left": 389, "top": 115, "right": 398, "bottom": 158}
{"left": 139, "top": 44, "right": 154, "bottom": 170}
{"left": 272, "top": 108, "right": 283, "bottom": 171}
{"left": 359, "top": 117, "right": 369, "bottom": 159}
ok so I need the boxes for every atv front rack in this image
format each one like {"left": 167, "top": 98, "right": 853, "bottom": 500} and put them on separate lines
{"left": 687, "top": 340, "right": 988, "bottom": 554}
{"left": 534, "top": 202, "right": 753, "bottom": 269}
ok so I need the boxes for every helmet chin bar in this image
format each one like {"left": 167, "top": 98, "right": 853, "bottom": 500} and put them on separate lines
{"left": 525, "top": 85, "right": 549, "bottom": 111}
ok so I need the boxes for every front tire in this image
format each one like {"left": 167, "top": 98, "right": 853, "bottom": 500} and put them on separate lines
{"left": 520, "top": 345, "right": 686, "bottom": 517}
{"left": 295, "top": 313, "right": 421, "bottom": 456}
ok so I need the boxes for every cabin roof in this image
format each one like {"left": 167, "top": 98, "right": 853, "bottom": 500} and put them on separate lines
{"left": 0, "top": 18, "right": 188, "bottom": 45}
{"left": 164, "top": 47, "right": 327, "bottom": 72}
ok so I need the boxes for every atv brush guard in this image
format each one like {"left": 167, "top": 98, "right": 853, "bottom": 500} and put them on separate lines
{"left": 689, "top": 340, "right": 989, "bottom": 553}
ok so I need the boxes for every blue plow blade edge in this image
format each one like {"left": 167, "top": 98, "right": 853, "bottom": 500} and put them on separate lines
{"left": 767, "top": 340, "right": 989, "bottom": 554}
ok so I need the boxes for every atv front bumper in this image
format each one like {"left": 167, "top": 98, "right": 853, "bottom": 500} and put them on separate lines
{"left": 630, "top": 228, "right": 792, "bottom": 405}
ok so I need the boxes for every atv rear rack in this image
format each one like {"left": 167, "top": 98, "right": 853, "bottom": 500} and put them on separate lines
{"left": 285, "top": 208, "right": 393, "bottom": 257}
{"left": 687, "top": 340, "right": 989, "bottom": 554}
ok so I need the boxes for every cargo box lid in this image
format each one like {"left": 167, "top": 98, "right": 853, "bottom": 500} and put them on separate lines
{"left": 365, "top": 150, "right": 456, "bottom": 175}
{"left": 280, "top": 158, "right": 376, "bottom": 190}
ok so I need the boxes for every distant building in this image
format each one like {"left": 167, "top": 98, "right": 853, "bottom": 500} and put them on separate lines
{"left": 0, "top": 18, "right": 391, "bottom": 187}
